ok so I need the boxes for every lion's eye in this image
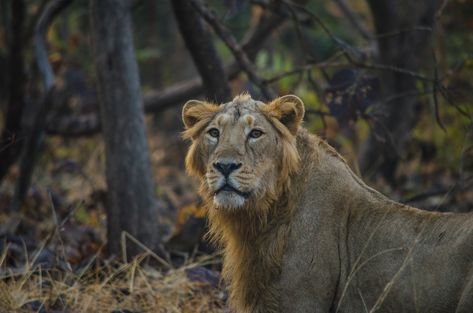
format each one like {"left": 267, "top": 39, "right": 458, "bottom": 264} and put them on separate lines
{"left": 208, "top": 128, "right": 220, "bottom": 138}
{"left": 248, "top": 129, "right": 263, "bottom": 139}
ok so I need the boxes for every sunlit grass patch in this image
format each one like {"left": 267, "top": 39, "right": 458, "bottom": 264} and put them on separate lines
{"left": 0, "top": 251, "right": 225, "bottom": 313}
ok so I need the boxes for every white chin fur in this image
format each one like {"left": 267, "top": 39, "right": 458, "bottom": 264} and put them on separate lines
{"left": 213, "top": 191, "right": 246, "bottom": 209}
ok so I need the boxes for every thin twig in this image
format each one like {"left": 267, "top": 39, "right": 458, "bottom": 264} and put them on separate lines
{"left": 264, "top": 52, "right": 347, "bottom": 85}
{"left": 35, "top": 0, "right": 73, "bottom": 90}
{"left": 439, "top": 86, "right": 471, "bottom": 120}
{"left": 265, "top": 65, "right": 312, "bottom": 85}
{"left": 282, "top": 0, "right": 338, "bottom": 45}
{"left": 190, "top": 0, "right": 276, "bottom": 100}
{"left": 366, "top": 114, "right": 401, "bottom": 158}
{"left": 120, "top": 231, "right": 172, "bottom": 269}
{"left": 404, "top": 187, "right": 455, "bottom": 204}
{"left": 305, "top": 108, "right": 331, "bottom": 117}
{"left": 283, "top": 0, "right": 437, "bottom": 84}
{"left": 432, "top": 50, "right": 446, "bottom": 132}
{"left": 286, "top": 2, "right": 312, "bottom": 63}
{"left": 24, "top": 0, "right": 49, "bottom": 42}
{"left": 348, "top": 59, "right": 434, "bottom": 83}
{"left": 374, "top": 26, "right": 432, "bottom": 39}
{"left": 43, "top": 6, "right": 286, "bottom": 137}
{"left": 172, "top": 0, "right": 231, "bottom": 102}
{"left": 381, "top": 89, "right": 433, "bottom": 105}
{"left": 436, "top": 0, "right": 450, "bottom": 19}
{"left": 333, "top": 0, "right": 371, "bottom": 40}
{"left": 307, "top": 70, "right": 328, "bottom": 134}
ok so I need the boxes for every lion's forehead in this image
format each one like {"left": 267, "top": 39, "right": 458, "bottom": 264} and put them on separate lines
{"left": 222, "top": 98, "right": 262, "bottom": 113}
{"left": 214, "top": 97, "right": 266, "bottom": 127}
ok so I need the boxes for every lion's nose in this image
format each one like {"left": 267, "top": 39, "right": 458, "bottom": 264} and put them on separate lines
{"left": 213, "top": 162, "right": 242, "bottom": 177}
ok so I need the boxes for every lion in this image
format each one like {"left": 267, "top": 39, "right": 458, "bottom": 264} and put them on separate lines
{"left": 182, "top": 94, "right": 473, "bottom": 313}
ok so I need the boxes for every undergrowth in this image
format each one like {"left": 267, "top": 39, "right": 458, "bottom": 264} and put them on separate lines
{"left": 0, "top": 251, "right": 225, "bottom": 313}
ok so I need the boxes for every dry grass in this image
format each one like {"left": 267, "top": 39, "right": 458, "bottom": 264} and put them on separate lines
{"left": 0, "top": 252, "right": 226, "bottom": 313}
{"left": 0, "top": 128, "right": 225, "bottom": 313}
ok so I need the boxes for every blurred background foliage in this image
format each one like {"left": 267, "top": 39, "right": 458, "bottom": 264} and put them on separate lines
{"left": 0, "top": 0, "right": 472, "bottom": 311}
{"left": 0, "top": 0, "right": 472, "bottom": 266}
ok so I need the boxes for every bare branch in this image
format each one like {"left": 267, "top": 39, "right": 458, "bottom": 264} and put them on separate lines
{"left": 35, "top": 0, "right": 73, "bottom": 90}
{"left": 172, "top": 0, "right": 231, "bottom": 102}
{"left": 346, "top": 60, "right": 434, "bottom": 83}
{"left": 432, "top": 50, "right": 446, "bottom": 132}
{"left": 436, "top": 0, "right": 450, "bottom": 19}
{"left": 10, "top": 0, "right": 73, "bottom": 210}
{"left": 190, "top": 0, "right": 276, "bottom": 100}
{"left": 381, "top": 89, "right": 433, "bottom": 105}
{"left": 240, "top": 8, "right": 286, "bottom": 60}
{"left": 374, "top": 26, "right": 432, "bottom": 39}
{"left": 23, "top": 0, "right": 49, "bottom": 42}
{"left": 283, "top": 0, "right": 438, "bottom": 84}
{"left": 142, "top": 7, "right": 284, "bottom": 112}
{"left": 45, "top": 3, "right": 287, "bottom": 137}
{"left": 45, "top": 113, "right": 100, "bottom": 137}
{"left": 143, "top": 78, "right": 204, "bottom": 113}
{"left": 281, "top": 0, "right": 343, "bottom": 50}
{"left": 265, "top": 66, "right": 311, "bottom": 85}
{"left": 286, "top": 1, "right": 314, "bottom": 62}
{"left": 305, "top": 108, "right": 331, "bottom": 117}
{"left": 333, "top": 0, "right": 372, "bottom": 40}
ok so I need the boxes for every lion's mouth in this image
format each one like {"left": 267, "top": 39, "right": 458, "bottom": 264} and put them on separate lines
{"left": 216, "top": 183, "right": 251, "bottom": 198}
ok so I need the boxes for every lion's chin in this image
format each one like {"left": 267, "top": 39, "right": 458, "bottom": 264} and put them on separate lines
{"left": 213, "top": 191, "right": 246, "bottom": 210}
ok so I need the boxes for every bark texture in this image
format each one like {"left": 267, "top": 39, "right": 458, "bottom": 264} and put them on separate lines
{"left": 171, "top": 0, "right": 231, "bottom": 103}
{"left": 360, "top": 0, "right": 438, "bottom": 183}
{"left": 90, "top": 0, "right": 161, "bottom": 258}
{"left": 11, "top": 0, "right": 73, "bottom": 211}
{"left": 0, "top": 0, "right": 26, "bottom": 183}
{"left": 42, "top": 9, "right": 285, "bottom": 137}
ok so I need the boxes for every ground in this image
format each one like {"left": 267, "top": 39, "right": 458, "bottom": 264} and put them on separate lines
{"left": 0, "top": 114, "right": 471, "bottom": 313}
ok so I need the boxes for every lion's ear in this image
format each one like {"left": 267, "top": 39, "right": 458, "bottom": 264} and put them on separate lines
{"left": 265, "top": 95, "right": 305, "bottom": 135}
{"left": 182, "top": 99, "right": 222, "bottom": 130}
{"left": 182, "top": 100, "right": 221, "bottom": 139}
{"left": 182, "top": 100, "right": 208, "bottom": 129}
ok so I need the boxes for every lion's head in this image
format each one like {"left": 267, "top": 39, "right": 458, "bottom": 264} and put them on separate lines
{"left": 182, "top": 94, "right": 305, "bottom": 211}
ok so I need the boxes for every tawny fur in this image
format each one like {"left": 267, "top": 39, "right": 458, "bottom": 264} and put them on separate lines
{"left": 182, "top": 94, "right": 473, "bottom": 313}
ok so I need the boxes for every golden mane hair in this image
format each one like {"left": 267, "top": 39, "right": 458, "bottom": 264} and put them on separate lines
{"left": 183, "top": 95, "right": 473, "bottom": 313}
{"left": 182, "top": 95, "right": 305, "bottom": 312}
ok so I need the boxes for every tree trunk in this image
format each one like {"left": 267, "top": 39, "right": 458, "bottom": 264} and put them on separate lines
{"left": 171, "top": 0, "right": 231, "bottom": 103}
{"left": 90, "top": 0, "right": 161, "bottom": 258}
{"left": 0, "top": 0, "right": 26, "bottom": 183}
{"left": 359, "top": 0, "right": 437, "bottom": 184}
{"left": 11, "top": 0, "right": 73, "bottom": 212}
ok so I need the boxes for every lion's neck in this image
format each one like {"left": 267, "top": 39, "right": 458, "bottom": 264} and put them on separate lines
{"left": 207, "top": 192, "right": 295, "bottom": 313}
{"left": 204, "top": 131, "right": 326, "bottom": 312}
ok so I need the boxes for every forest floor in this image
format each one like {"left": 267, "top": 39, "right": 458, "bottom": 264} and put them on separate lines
{"left": 0, "top": 123, "right": 228, "bottom": 313}
{"left": 0, "top": 117, "right": 472, "bottom": 313}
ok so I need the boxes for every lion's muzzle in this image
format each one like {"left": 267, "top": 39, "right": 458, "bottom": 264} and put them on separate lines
{"left": 208, "top": 160, "right": 251, "bottom": 209}
{"left": 216, "top": 182, "right": 251, "bottom": 199}
{"left": 213, "top": 161, "right": 242, "bottom": 177}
